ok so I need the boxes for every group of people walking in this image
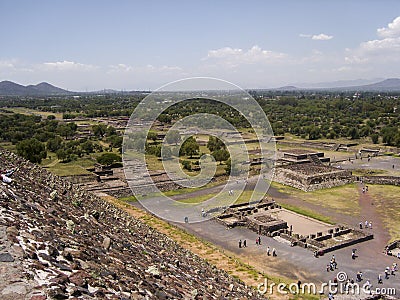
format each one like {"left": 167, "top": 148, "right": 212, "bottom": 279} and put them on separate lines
{"left": 359, "top": 220, "right": 372, "bottom": 229}
{"left": 238, "top": 237, "right": 276, "bottom": 256}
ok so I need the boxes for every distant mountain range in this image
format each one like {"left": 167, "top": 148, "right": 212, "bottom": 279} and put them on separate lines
{"left": 0, "top": 81, "right": 73, "bottom": 96}
{"left": 276, "top": 78, "right": 400, "bottom": 92}
{"left": 1, "top": 78, "right": 400, "bottom": 96}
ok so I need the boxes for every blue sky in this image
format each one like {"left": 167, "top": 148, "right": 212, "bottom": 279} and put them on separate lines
{"left": 1, "top": 1, "right": 400, "bottom": 90}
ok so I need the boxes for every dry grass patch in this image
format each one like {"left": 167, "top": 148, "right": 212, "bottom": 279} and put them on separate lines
{"left": 367, "top": 185, "right": 400, "bottom": 242}
{"left": 271, "top": 182, "right": 360, "bottom": 216}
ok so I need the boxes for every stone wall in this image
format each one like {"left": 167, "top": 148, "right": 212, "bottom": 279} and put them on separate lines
{"left": 274, "top": 166, "right": 353, "bottom": 191}
{"left": 360, "top": 176, "right": 400, "bottom": 186}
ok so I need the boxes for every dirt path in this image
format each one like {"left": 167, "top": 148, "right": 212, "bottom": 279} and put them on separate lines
{"left": 351, "top": 183, "right": 391, "bottom": 265}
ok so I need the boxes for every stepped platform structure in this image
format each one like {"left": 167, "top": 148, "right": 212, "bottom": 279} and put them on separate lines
{"left": 217, "top": 199, "right": 373, "bottom": 253}
{"left": 0, "top": 148, "right": 263, "bottom": 299}
{"left": 279, "top": 149, "right": 330, "bottom": 164}
{"left": 275, "top": 149, "right": 353, "bottom": 191}
{"left": 274, "top": 162, "right": 353, "bottom": 191}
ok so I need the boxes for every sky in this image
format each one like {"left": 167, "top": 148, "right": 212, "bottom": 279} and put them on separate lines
{"left": 1, "top": 0, "right": 400, "bottom": 91}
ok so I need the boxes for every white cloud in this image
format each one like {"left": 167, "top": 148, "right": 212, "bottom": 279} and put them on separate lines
{"left": 108, "top": 63, "right": 133, "bottom": 72}
{"left": 41, "top": 60, "right": 97, "bottom": 71}
{"left": 206, "top": 47, "right": 243, "bottom": 59}
{"left": 108, "top": 63, "right": 183, "bottom": 74}
{"left": 312, "top": 33, "right": 333, "bottom": 40}
{"left": 300, "top": 33, "right": 333, "bottom": 40}
{"left": 377, "top": 16, "right": 400, "bottom": 38}
{"left": 204, "top": 45, "right": 286, "bottom": 67}
{"left": 345, "top": 16, "right": 400, "bottom": 64}
{"left": 0, "top": 59, "right": 33, "bottom": 74}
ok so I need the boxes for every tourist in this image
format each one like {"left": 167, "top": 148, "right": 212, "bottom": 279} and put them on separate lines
{"left": 258, "top": 236, "right": 261, "bottom": 245}
{"left": 243, "top": 239, "right": 247, "bottom": 247}
{"left": 391, "top": 265, "right": 396, "bottom": 275}
{"left": 266, "top": 246, "right": 270, "bottom": 256}
{"left": 272, "top": 248, "right": 276, "bottom": 256}
{"left": 359, "top": 222, "right": 363, "bottom": 229}
{"left": 256, "top": 238, "right": 259, "bottom": 245}
{"left": 378, "top": 274, "right": 383, "bottom": 284}
{"left": 369, "top": 222, "right": 372, "bottom": 229}
{"left": 397, "top": 252, "right": 400, "bottom": 259}
{"left": 356, "top": 271, "right": 363, "bottom": 282}
{"left": 385, "top": 267, "right": 390, "bottom": 279}
{"left": 351, "top": 249, "right": 356, "bottom": 260}
{"left": 0, "top": 168, "right": 16, "bottom": 184}
{"left": 365, "top": 220, "right": 368, "bottom": 228}
{"left": 365, "top": 280, "right": 372, "bottom": 292}
{"left": 366, "top": 186, "right": 368, "bottom": 192}
{"left": 239, "top": 239, "right": 242, "bottom": 248}
{"left": 331, "top": 256, "right": 337, "bottom": 269}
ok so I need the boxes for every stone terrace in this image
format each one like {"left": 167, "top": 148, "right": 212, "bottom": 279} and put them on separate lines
{"left": 0, "top": 148, "right": 264, "bottom": 299}
{"left": 274, "top": 162, "right": 353, "bottom": 191}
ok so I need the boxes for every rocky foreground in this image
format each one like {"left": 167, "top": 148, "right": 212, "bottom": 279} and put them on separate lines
{"left": 0, "top": 149, "right": 264, "bottom": 299}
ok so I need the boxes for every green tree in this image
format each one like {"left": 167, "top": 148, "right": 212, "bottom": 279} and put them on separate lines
{"left": 92, "top": 124, "right": 107, "bottom": 138}
{"left": 308, "top": 126, "right": 321, "bottom": 140}
{"left": 212, "top": 149, "right": 229, "bottom": 164}
{"left": 348, "top": 127, "right": 360, "bottom": 140}
{"left": 16, "top": 138, "right": 47, "bottom": 163}
{"left": 180, "top": 136, "right": 199, "bottom": 158}
{"left": 105, "top": 125, "right": 117, "bottom": 136}
{"left": 182, "top": 160, "right": 192, "bottom": 171}
{"left": 147, "top": 131, "right": 158, "bottom": 142}
{"left": 207, "top": 136, "right": 225, "bottom": 152}
{"left": 97, "top": 152, "right": 122, "bottom": 165}
{"left": 57, "top": 123, "right": 77, "bottom": 139}
{"left": 80, "top": 140, "right": 95, "bottom": 154}
{"left": 371, "top": 133, "right": 379, "bottom": 144}
{"left": 47, "top": 136, "right": 64, "bottom": 152}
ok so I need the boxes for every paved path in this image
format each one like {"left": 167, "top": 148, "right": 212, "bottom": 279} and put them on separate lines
{"left": 131, "top": 177, "right": 400, "bottom": 298}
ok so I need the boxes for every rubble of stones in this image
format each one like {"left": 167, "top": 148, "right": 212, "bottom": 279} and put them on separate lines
{"left": 0, "top": 149, "right": 263, "bottom": 299}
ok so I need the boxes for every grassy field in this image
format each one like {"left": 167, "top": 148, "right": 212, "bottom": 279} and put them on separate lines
{"left": 0, "top": 142, "right": 16, "bottom": 152}
{"left": 270, "top": 182, "right": 360, "bottom": 216}
{"left": 279, "top": 203, "right": 334, "bottom": 224}
{"left": 176, "top": 189, "right": 266, "bottom": 205}
{"left": 41, "top": 152, "right": 95, "bottom": 176}
{"left": 6, "top": 107, "right": 64, "bottom": 119}
{"left": 367, "top": 184, "right": 400, "bottom": 241}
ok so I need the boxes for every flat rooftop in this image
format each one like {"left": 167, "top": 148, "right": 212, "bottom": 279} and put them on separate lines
{"left": 269, "top": 208, "right": 333, "bottom": 236}
{"left": 281, "top": 162, "right": 344, "bottom": 175}
{"left": 282, "top": 149, "right": 323, "bottom": 155}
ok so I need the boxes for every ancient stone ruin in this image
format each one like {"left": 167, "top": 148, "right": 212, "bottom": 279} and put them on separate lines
{"left": 274, "top": 149, "right": 353, "bottom": 191}
{"left": 0, "top": 148, "right": 264, "bottom": 299}
{"left": 274, "top": 162, "right": 353, "bottom": 191}
{"left": 217, "top": 199, "right": 373, "bottom": 254}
